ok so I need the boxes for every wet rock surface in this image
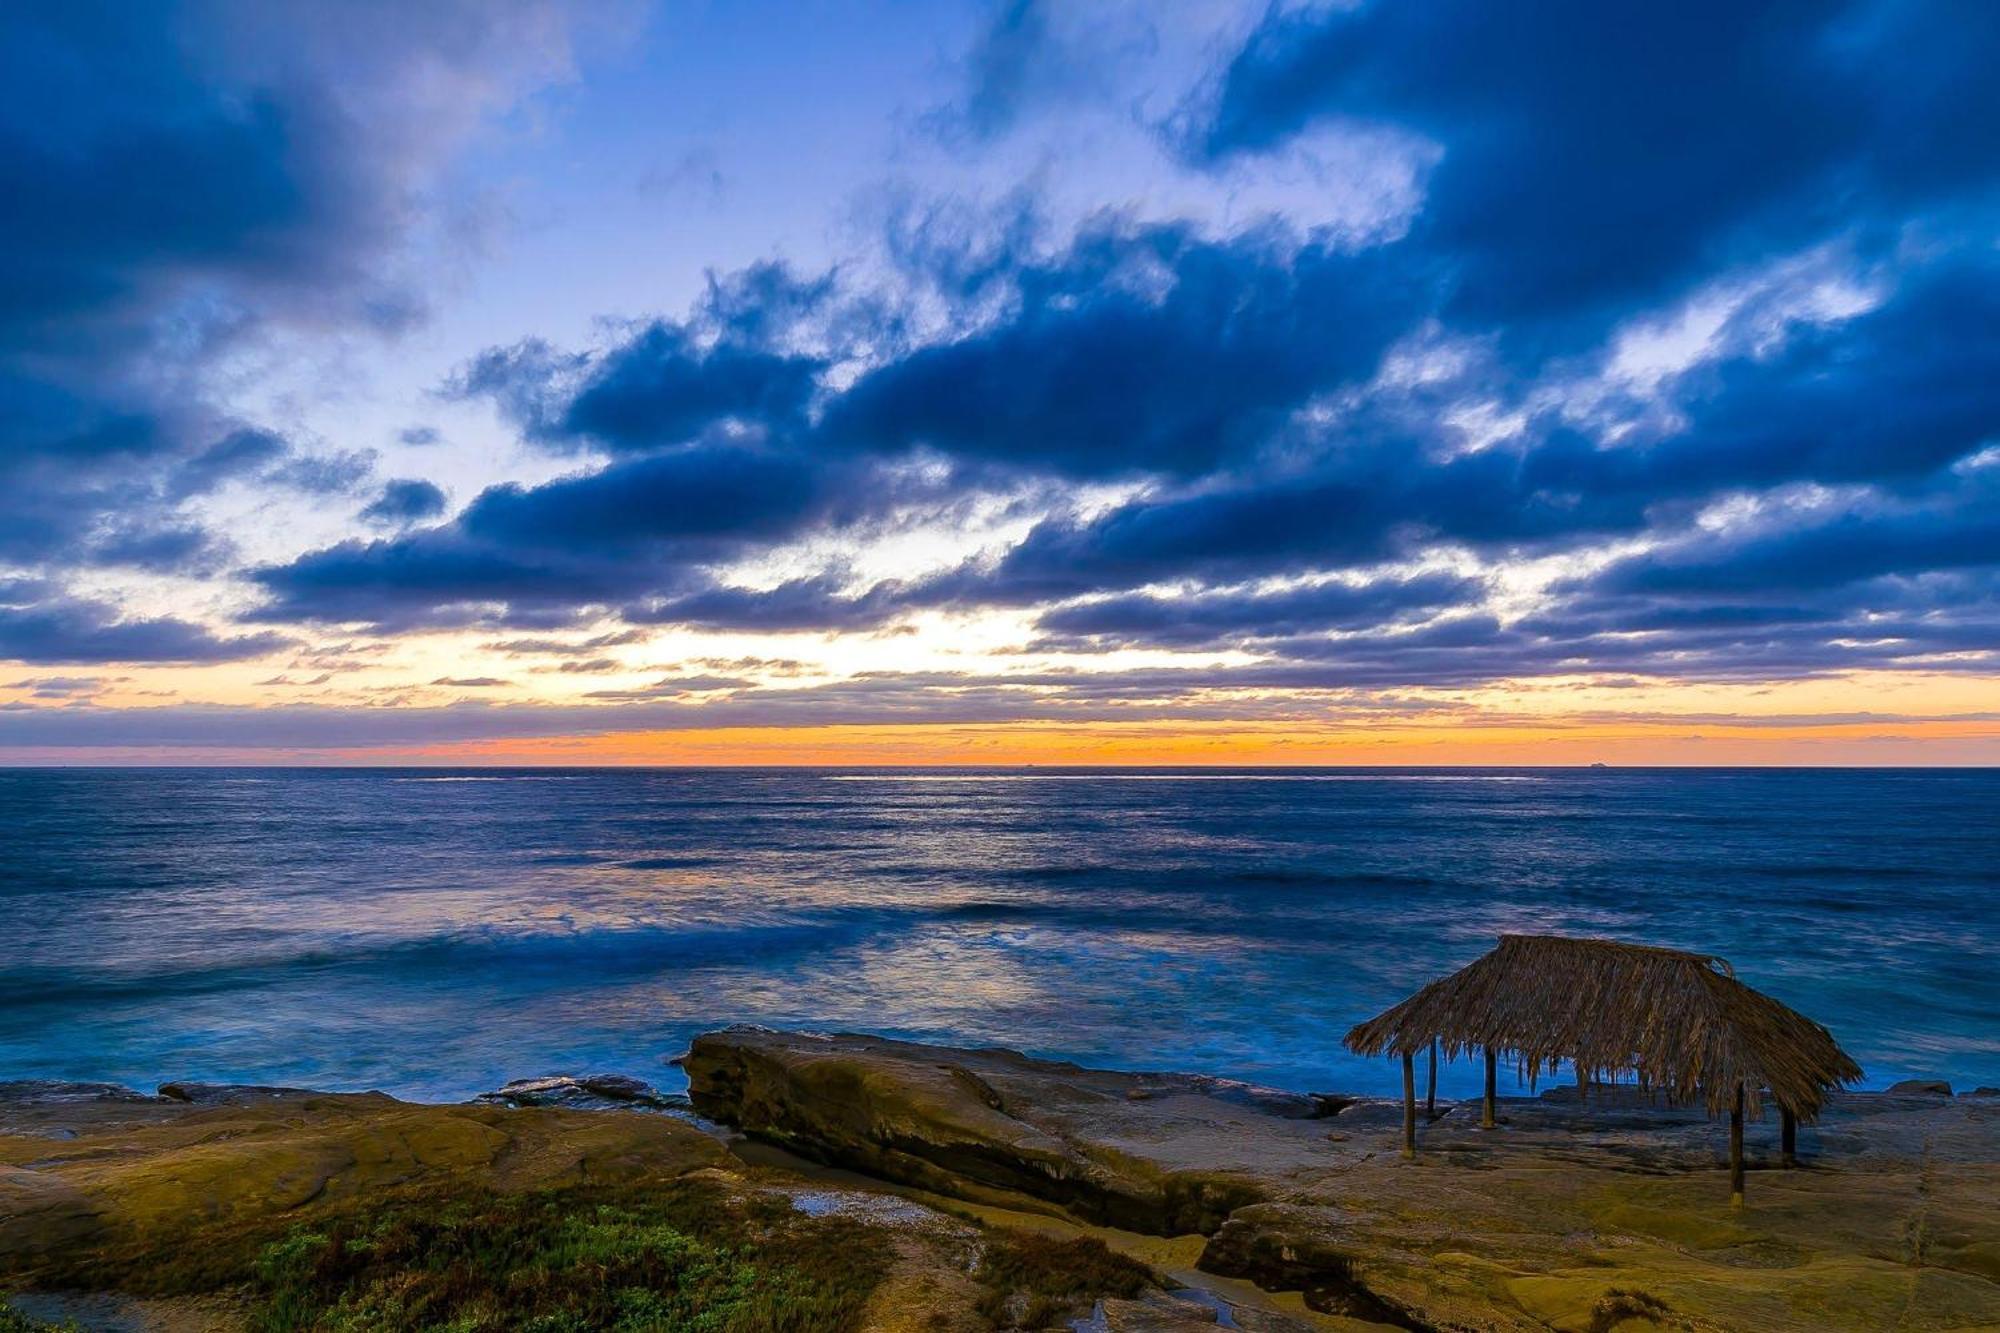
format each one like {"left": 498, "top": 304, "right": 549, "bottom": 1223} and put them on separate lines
{"left": 0, "top": 1082, "right": 163, "bottom": 1107}
{"left": 685, "top": 1027, "right": 2000, "bottom": 1332}
{"left": 474, "top": 1072, "right": 692, "bottom": 1113}
{"left": 156, "top": 1082, "right": 333, "bottom": 1105}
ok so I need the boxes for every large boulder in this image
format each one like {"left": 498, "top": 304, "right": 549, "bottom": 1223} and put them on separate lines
{"left": 680, "top": 1028, "right": 1359, "bottom": 1234}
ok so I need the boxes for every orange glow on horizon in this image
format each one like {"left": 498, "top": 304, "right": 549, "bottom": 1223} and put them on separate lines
{"left": 4, "top": 670, "right": 1993, "bottom": 766}
{"left": 309, "top": 715, "right": 2000, "bottom": 767}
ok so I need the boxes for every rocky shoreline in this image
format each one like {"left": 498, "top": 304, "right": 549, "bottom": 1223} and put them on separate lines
{"left": 4, "top": 1033, "right": 1998, "bottom": 1331}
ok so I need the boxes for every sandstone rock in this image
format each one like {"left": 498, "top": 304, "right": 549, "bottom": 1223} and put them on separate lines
{"left": 683, "top": 1028, "right": 1315, "bottom": 1233}
{"left": 1889, "top": 1079, "right": 1954, "bottom": 1095}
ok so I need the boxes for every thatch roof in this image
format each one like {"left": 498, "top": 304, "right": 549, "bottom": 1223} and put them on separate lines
{"left": 1344, "top": 934, "right": 1861, "bottom": 1119}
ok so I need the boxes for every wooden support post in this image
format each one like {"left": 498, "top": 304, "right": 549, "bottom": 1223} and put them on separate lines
{"left": 1729, "top": 1082, "right": 1746, "bottom": 1208}
{"left": 1482, "top": 1047, "right": 1497, "bottom": 1129}
{"left": 1426, "top": 1037, "right": 1438, "bottom": 1119}
{"left": 1781, "top": 1107, "right": 1797, "bottom": 1168}
{"left": 1402, "top": 1050, "right": 1417, "bottom": 1159}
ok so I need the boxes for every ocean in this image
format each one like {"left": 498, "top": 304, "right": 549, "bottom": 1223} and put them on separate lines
{"left": 1, "top": 767, "right": 1993, "bottom": 1103}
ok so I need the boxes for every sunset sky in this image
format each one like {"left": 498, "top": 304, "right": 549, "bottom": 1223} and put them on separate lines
{"left": 2, "top": 0, "right": 1995, "bottom": 764}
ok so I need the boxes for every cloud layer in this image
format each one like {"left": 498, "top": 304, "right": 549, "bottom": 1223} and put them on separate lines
{"left": 2, "top": 0, "right": 1994, "bottom": 748}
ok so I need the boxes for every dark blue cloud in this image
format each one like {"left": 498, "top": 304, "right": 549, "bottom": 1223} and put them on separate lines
{"left": 1551, "top": 257, "right": 2000, "bottom": 500}
{"left": 0, "top": 21, "right": 360, "bottom": 346}
{"left": 250, "top": 534, "right": 628, "bottom": 631}
{"left": 457, "top": 446, "right": 831, "bottom": 553}
{"left": 166, "top": 429, "right": 292, "bottom": 501}
{"left": 361, "top": 479, "right": 449, "bottom": 525}
{"left": 453, "top": 262, "right": 841, "bottom": 455}
{"left": 454, "top": 224, "right": 1429, "bottom": 480}
{"left": 250, "top": 443, "right": 897, "bottom": 629}
{"left": 821, "top": 226, "right": 1429, "bottom": 477}
{"left": 88, "top": 523, "right": 228, "bottom": 574}
{"left": 561, "top": 325, "right": 823, "bottom": 451}
{"left": 963, "top": 251, "right": 2000, "bottom": 604}
{"left": 1584, "top": 484, "right": 2000, "bottom": 601}
{"left": 1198, "top": 0, "right": 1998, "bottom": 337}
{"left": 0, "top": 590, "right": 291, "bottom": 666}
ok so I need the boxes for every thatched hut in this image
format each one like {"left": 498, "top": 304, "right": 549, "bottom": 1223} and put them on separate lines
{"left": 1345, "top": 934, "right": 1862, "bottom": 1204}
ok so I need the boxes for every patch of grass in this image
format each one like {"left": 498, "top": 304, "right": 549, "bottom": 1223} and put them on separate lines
{"left": 245, "top": 1184, "right": 888, "bottom": 1333}
{"left": 971, "top": 1231, "right": 1152, "bottom": 1329}
{"left": 0, "top": 1307, "right": 81, "bottom": 1333}
{"left": 20, "top": 1182, "right": 890, "bottom": 1333}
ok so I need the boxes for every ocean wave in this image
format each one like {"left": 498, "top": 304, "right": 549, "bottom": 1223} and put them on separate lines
{"left": 933, "top": 901, "right": 1060, "bottom": 921}
{"left": 0, "top": 910, "right": 924, "bottom": 1010}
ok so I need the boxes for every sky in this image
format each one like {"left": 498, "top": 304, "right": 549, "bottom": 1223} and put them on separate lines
{"left": 0, "top": 0, "right": 1995, "bottom": 765}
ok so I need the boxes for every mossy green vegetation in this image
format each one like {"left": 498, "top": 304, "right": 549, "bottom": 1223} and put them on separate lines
{"left": 243, "top": 1184, "right": 888, "bottom": 1332}
{"left": 7, "top": 1173, "right": 1178, "bottom": 1332}
{"left": 23, "top": 1181, "right": 893, "bottom": 1333}
{"left": 248, "top": 1186, "right": 886, "bottom": 1332}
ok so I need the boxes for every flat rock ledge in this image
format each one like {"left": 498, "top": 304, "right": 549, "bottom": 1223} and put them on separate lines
{"left": 683, "top": 1027, "right": 2000, "bottom": 1331}
{"left": 0, "top": 1082, "right": 732, "bottom": 1268}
